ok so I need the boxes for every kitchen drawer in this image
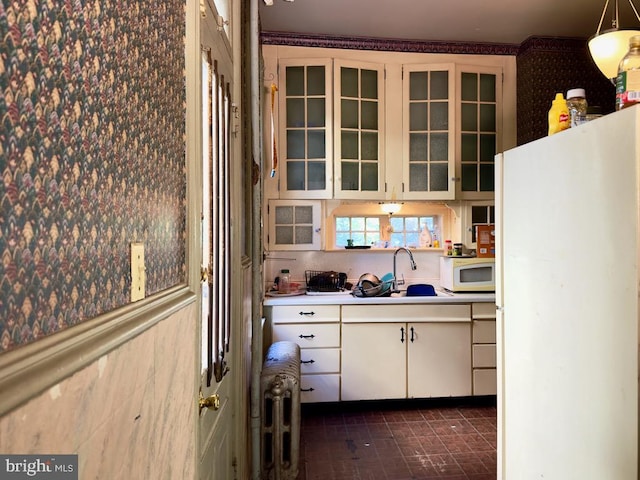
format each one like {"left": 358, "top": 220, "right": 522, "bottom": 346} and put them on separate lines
{"left": 472, "top": 302, "right": 496, "bottom": 320}
{"left": 272, "top": 323, "right": 340, "bottom": 348}
{"left": 473, "top": 320, "right": 496, "bottom": 343}
{"left": 271, "top": 305, "right": 340, "bottom": 324}
{"left": 472, "top": 344, "right": 496, "bottom": 368}
{"left": 301, "top": 374, "right": 340, "bottom": 403}
{"left": 301, "top": 348, "right": 340, "bottom": 374}
{"left": 473, "top": 368, "right": 497, "bottom": 396}
{"left": 342, "top": 304, "right": 471, "bottom": 323}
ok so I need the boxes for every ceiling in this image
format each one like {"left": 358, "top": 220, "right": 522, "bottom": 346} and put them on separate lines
{"left": 258, "top": 0, "right": 640, "bottom": 46}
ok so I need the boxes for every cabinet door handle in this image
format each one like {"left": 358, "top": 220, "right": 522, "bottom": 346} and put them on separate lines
{"left": 400, "top": 327, "right": 405, "bottom": 343}
{"left": 299, "top": 334, "right": 315, "bottom": 339}
{"left": 410, "top": 326, "right": 415, "bottom": 343}
{"left": 299, "top": 311, "right": 315, "bottom": 316}
{"left": 301, "top": 359, "right": 315, "bottom": 364}
{"left": 301, "top": 387, "right": 315, "bottom": 392}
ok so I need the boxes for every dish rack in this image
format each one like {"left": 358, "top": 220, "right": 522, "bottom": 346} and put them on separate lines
{"left": 305, "top": 270, "right": 346, "bottom": 292}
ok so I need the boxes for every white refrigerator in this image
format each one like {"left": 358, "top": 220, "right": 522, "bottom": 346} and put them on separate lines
{"left": 495, "top": 106, "right": 639, "bottom": 479}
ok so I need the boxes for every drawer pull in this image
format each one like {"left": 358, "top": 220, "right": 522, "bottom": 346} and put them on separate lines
{"left": 301, "top": 387, "right": 315, "bottom": 392}
{"left": 299, "top": 334, "right": 315, "bottom": 339}
{"left": 301, "top": 359, "right": 315, "bottom": 364}
{"left": 299, "top": 311, "right": 315, "bottom": 316}
{"left": 400, "top": 327, "right": 405, "bottom": 343}
{"left": 410, "top": 326, "right": 415, "bottom": 343}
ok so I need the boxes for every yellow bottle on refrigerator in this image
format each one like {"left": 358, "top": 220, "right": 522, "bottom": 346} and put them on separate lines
{"left": 548, "top": 93, "right": 570, "bottom": 135}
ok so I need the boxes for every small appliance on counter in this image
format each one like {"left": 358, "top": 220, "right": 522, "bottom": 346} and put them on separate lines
{"left": 439, "top": 256, "right": 495, "bottom": 292}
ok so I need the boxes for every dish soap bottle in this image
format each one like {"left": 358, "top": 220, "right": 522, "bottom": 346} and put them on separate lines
{"left": 419, "top": 224, "right": 432, "bottom": 248}
{"left": 548, "top": 93, "right": 570, "bottom": 135}
{"left": 616, "top": 35, "right": 640, "bottom": 110}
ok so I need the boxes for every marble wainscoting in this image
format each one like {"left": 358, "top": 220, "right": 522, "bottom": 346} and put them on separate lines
{"left": 0, "top": 303, "right": 197, "bottom": 479}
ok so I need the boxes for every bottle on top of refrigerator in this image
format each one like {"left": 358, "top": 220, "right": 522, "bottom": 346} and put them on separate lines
{"left": 548, "top": 93, "right": 570, "bottom": 135}
{"left": 616, "top": 35, "right": 640, "bottom": 111}
{"left": 566, "top": 89, "right": 588, "bottom": 127}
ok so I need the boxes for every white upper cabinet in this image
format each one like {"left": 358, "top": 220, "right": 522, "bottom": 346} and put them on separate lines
{"left": 402, "top": 64, "right": 456, "bottom": 200}
{"left": 455, "top": 65, "right": 503, "bottom": 200}
{"left": 277, "top": 59, "right": 333, "bottom": 199}
{"left": 333, "top": 59, "right": 386, "bottom": 199}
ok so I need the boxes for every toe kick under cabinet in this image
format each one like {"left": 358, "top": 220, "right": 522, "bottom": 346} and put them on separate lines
{"left": 268, "top": 305, "right": 341, "bottom": 403}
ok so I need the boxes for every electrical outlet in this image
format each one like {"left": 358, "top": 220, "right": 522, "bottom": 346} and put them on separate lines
{"left": 131, "top": 243, "right": 145, "bottom": 302}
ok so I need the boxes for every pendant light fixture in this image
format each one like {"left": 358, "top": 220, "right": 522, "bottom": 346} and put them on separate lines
{"left": 588, "top": 0, "right": 640, "bottom": 80}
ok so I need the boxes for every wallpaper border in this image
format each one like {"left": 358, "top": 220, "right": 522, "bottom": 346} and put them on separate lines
{"left": 0, "top": 286, "right": 195, "bottom": 416}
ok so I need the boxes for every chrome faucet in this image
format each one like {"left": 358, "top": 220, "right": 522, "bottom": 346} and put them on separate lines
{"left": 392, "top": 247, "right": 417, "bottom": 292}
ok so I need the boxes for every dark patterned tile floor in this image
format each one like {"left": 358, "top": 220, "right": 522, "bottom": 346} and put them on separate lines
{"left": 297, "top": 397, "right": 497, "bottom": 480}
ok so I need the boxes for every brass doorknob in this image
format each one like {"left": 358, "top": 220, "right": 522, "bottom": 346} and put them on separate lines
{"left": 199, "top": 392, "right": 220, "bottom": 412}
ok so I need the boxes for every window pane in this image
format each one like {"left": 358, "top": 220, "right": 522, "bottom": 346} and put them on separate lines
{"left": 461, "top": 134, "right": 477, "bottom": 162}
{"left": 341, "top": 67, "right": 358, "bottom": 97}
{"left": 307, "top": 161, "right": 326, "bottom": 190}
{"left": 307, "top": 98, "right": 325, "bottom": 128}
{"left": 390, "top": 216, "right": 404, "bottom": 230}
{"left": 410, "top": 163, "right": 428, "bottom": 191}
{"left": 307, "top": 131, "right": 325, "bottom": 159}
{"left": 461, "top": 103, "right": 478, "bottom": 131}
{"left": 480, "top": 134, "right": 496, "bottom": 162}
{"left": 341, "top": 131, "right": 359, "bottom": 159}
{"left": 341, "top": 161, "right": 359, "bottom": 190}
{"left": 461, "top": 164, "right": 477, "bottom": 191}
{"left": 361, "top": 101, "right": 378, "bottom": 130}
{"left": 480, "top": 74, "right": 496, "bottom": 102}
{"left": 410, "top": 103, "right": 428, "bottom": 131}
{"left": 286, "top": 98, "right": 305, "bottom": 128}
{"left": 430, "top": 163, "right": 449, "bottom": 191}
{"left": 287, "top": 130, "right": 305, "bottom": 159}
{"left": 286, "top": 161, "right": 305, "bottom": 190}
{"left": 275, "top": 225, "right": 293, "bottom": 244}
{"left": 430, "top": 133, "right": 448, "bottom": 160}
{"left": 430, "top": 102, "right": 448, "bottom": 130}
{"left": 480, "top": 164, "right": 495, "bottom": 191}
{"left": 361, "top": 162, "right": 378, "bottom": 191}
{"left": 430, "top": 71, "right": 448, "bottom": 100}
{"left": 410, "top": 133, "right": 428, "bottom": 161}
{"left": 472, "top": 206, "right": 490, "bottom": 224}
{"left": 295, "top": 206, "right": 313, "bottom": 223}
{"left": 461, "top": 72, "right": 477, "bottom": 101}
{"left": 336, "top": 217, "right": 350, "bottom": 231}
{"left": 405, "top": 217, "right": 419, "bottom": 231}
{"left": 361, "top": 132, "right": 378, "bottom": 160}
{"left": 366, "top": 217, "right": 380, "bottom": 230}
{"left": 341, "top": 99, "right": 359, "bottom": 129}
{"left": 351, "top": 217, "right": 365, "bottom": 230}
{"left": 286, "top": 66, "right": 304, "bottom": 96}
{"left": 307, "top": 66, "right": 325, "bottom": 95}
{"left": 275, "top": 205, "right": 293, "bottom": 224}
{"left": 361, "top": 69, "right": 378, "bottom": 99}
{"left": 480, "top": 104, "right": 496, "bottom": 131}
{"left": 295, "top": 225, "right": 313, "bottom": 244}
{"left": 410, "top": 71, "right": 428, "bottom": 100}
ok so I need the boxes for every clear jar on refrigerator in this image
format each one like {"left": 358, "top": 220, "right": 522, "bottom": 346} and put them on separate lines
{"left": 566, "top": 88, "right": 588, "bottom": 127}
{"left": 616, "top": 35, "right": 640, "bottom": 111}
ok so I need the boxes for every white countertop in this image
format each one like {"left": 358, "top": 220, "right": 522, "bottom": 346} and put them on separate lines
{"left": 263, "top": 290, "right": 495, "bottom": 306}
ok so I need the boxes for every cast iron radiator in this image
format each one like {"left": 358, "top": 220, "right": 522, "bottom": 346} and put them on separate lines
{"left": 260, "top": 341, "right": 301, "bottom": 480}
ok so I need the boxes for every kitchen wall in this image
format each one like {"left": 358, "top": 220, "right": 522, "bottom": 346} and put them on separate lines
{"left": 1, "top": 0, "right": 186, "bottom": 354}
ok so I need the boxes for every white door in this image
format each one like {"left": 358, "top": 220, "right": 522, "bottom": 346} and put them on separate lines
{"left": 198, "top": 3, "right": 235, "bottom": 478}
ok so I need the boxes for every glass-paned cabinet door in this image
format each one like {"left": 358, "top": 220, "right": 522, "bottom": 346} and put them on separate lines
{"left": 278, "top": 59, "right": 333, "bottom": 199}
{"left": 456, "top": 65, "right": 502, "bottom": 200}
{"left": 402, "top": 64, "right": 455, "bottom": 200}
{"left": 334, "top": 59, "right": 385, "bottom": 199}
{"left": 267, "top": 200, "right": 322, "bottom": 250}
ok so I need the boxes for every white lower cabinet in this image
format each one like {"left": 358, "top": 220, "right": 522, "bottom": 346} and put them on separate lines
{"left": 471, "top": 302, "right": 497, "bottom": 395}
{"left": 269, "top": 305, "right": 341, "bottom": 403}
{"left": 341, "top": 304, "right": 472, "bottom": 401}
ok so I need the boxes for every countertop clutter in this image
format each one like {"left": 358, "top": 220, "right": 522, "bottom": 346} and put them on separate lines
{"left": 263, "top": 289, "right": 495, "bottom": 305}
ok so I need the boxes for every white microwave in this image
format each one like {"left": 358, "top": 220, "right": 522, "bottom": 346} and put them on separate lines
{"left": 439, "top": 257, "right": 495, "bottom": 292}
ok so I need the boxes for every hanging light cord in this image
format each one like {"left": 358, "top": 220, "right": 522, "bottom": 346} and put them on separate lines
{"left": 595, "top": 0, "right": 640, "bottom": 35}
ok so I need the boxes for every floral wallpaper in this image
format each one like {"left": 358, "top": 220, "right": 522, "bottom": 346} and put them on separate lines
{"left": 0, "top": 0, "right": 186, "bottom": 353}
